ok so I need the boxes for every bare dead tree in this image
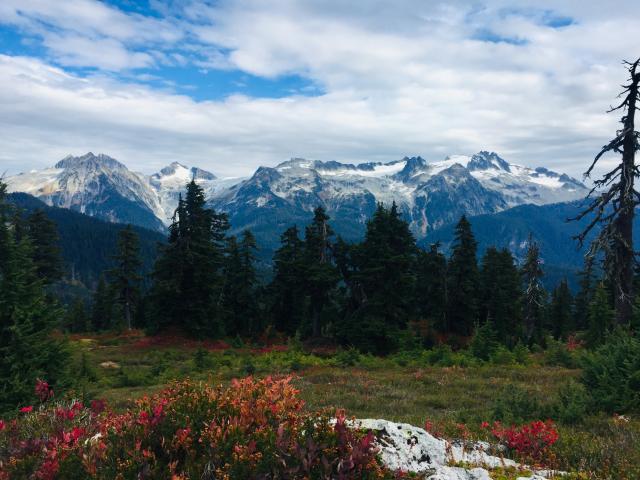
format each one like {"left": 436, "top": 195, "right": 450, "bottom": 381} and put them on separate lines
{"left": 573, "top": 58, "right": 640, "bottom": 325}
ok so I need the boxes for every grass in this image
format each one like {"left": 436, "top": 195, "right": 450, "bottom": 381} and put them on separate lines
{"left": 65, "top": 330, "right": 640, "bottom": 479}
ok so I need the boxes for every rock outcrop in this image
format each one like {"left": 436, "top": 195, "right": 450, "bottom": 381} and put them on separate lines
{"left": 351, "top": 419, "right": 559, "bottom": 480}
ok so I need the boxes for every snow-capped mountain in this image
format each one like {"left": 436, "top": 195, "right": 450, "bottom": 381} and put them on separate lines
{"left": 149, "top": 161, "right": 239, "bottom": 223}
{"left": 210, "top": 151, "right": 588, "bottom": 244}
{"left": 6, "top": 153, "right": 167, "bottom": 231}
{"left": 6, "top": 151, "right": 588, "bottom": 246}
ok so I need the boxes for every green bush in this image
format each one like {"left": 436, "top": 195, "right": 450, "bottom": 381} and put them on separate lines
{"left": 513, "top": 342, "right": 530, "bottom": 365}
{"left": 552, "top": 380, "right": 589, "bottom": 424}
{"left": 469, "top": 322, "right": 499, "bottom": 361}
{"left": 491, "top": 385, "right": 547, "bottom": 424}
{"left": 334, "top": 348, "right": 361, "bottom": 367}
{"left": 490, "top": 346, "right": 516, "bottom": 365}
{"left": 543, "top": 337, "right": 577, "bottom": 368}
{"left": 581, "top": 329, "right": 640, "bottom": 413}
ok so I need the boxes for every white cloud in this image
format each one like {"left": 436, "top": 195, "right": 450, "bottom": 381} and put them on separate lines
{"left": 0, "top": 0, "right": 638, "bottom": 179}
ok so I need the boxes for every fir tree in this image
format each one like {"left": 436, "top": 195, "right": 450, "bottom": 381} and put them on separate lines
{"left": 149, "top": 180, "right": 229, "bottom": 337}
{"left": 549, "top": 279, "right": 574, "bottom": 340}
{"left": 586, "top": 282, "right": 614, "bottom": 348}
{"left": 25, "top": 209, "right": 64, "bottom": 284}
{"left": 65, "top": 298, "right": 89, "bottom": 333}
{"left": 221, "top": 230, "right": 259, "bottom": 337}
{"left": 338, "top": 203, "right": 417, "bottom": 353}
{"left": 415, "top": 243, "right": 447, "bottom": 334}
{"left": 479, "top": 247, "right": 522, "bottom": 345}
{"left": 0, "top": 181, "right": 68, "bottom": 411}
{"left": 109, "top": 225, "right": 142, "bottom": 330}
{"left": 521, "top": 235, "right": 546, "bottom": 344}
{"left": 269, "top": 225, "right": 306, "bottom": 335}
{"left": 302, "top": 207, "right": 340, "bottom": 338}
{"left": 574, "top": 260, "right": 596, "bottom": 331}
{"left": 446, "top": 215, "right": 480, "bottom": 336}
{"left": 91, "top": 275, "right": 115, "bottom": 331}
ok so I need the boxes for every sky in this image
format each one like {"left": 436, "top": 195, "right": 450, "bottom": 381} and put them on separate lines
{"left": 0, "top": 0, "right": 638, "bottom": 178}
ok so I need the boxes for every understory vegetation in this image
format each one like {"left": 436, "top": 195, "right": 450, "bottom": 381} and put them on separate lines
{"left": 2, "top": 330, "right": 637, "bottom": 478}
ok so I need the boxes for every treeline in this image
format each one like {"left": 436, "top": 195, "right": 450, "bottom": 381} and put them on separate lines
{"left": 78, "top": 180, "right": 623, "bottom": 354}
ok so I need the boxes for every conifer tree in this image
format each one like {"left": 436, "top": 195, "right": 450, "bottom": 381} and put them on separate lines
{"left": 26, "top": 209, "right": 64, "bottom": 284}
{"left": 447, "top": 215, "right": 479, "bottom": 336}
{"left": 269, "top": 226, "right": 306, "bottom": 335}
{"left": 574, "top": 260, "right": 596, "bottom": 331}
{"left": 549, "top": 279, "right": 574, "bottom": 340}
{"left": 586, "top": 282, "right": 614, "bottom": 347}
{"left": 479, "top": 247, "right": 522, "bottom": 345}
{"left": 91, "top": 275, "right": 114, "bottom": 331}
{"left": 65, "top": 298, "right": 89, "bottom": 333}
{"left": 573, "top": 59, "right": 640, "bottom": 325}
{"left": 0, "top": 181, "right": 67, "bottom": 411}
{"left": 415, "top": 243, "right": 448, "bottom": 333}
{"left": 149, "top": 180, "right": 229, "bottom": 337}
{"left": 109, "top": 225, "right": 142, "bottom": 330}
{"left": 302, "top": 207, "right": 339, "bottom": 338}
{"left": 222, "top": 230, "right": 259, "bottom": 336}
{"left": 521, "top": 235, "right": 546, "bottom": 344}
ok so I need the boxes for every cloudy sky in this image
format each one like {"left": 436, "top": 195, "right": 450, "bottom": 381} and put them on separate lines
{"left": 0, "top": 0, "right": 638, "bottom": 178}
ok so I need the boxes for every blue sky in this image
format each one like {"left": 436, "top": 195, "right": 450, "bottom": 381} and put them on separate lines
{"left": 0, "top": 0, "right": 638, "bottom": 177}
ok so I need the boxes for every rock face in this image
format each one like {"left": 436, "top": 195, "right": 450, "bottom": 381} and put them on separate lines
{"left": 351, "top": 419, "right": 553, "bottom": 480}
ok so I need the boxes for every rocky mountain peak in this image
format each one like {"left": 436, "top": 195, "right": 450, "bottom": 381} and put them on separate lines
{"left": 54, "top": 152, "right": 126, "bottom": 171}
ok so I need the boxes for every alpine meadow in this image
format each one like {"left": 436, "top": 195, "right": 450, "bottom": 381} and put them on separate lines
{"left": 1, "top": 2, "right": 639, "bottom": 479}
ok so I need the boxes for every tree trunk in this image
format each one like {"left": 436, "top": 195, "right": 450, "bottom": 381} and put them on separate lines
{"left": 615, "top": 64, "right": 638, "bottom": 325}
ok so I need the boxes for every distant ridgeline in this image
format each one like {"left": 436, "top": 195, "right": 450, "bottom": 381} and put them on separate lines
{"left": 8, "top": 193, "right": 165, "bottom": 290}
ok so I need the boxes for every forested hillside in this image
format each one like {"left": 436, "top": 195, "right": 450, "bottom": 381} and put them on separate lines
{"left": 8, "top": 193, "right": 164, "bottom": 289}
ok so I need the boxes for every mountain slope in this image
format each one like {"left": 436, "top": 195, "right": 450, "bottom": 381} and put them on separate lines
{"left": 209, "top": 151, "right": 588, "bottom": 254}
{"left": 9, "top": 192, "right": 165, "bottom": 288}
{"left": 7, "top": 153, "right": 167, "bottom": 231}
{"left": 7, "top": 151, "right": 589, "bottom": 257}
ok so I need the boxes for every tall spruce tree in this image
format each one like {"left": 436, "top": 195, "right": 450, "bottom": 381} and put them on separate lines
{"left": 521, "top": 235, "right": 546, "bottom": 344}
{"left": 586, "top": 282, "right": 614, "bottom": 347}
{"left": 573, "top": 260, "right": 595, "bottom": 331}
{"left": 446, "top": 215, "right": 479, "bottom": 337}
{"left": 302, "top": 206, "right": 339, "bottom": 338}
{"left": 149, "top": 180, "right": 229, "bottom": 336}
{"left": 109, "top": 225, "right": 142, "bottom": 330}
{"left": 91, "top": 275, "right": 114, "bottom": 331}
{"left": 222, "top": 230, "right": 259, "bottom": 337}
{"left": 549, "top": 279, "right": 574, "bottom": 340}
{"left": 269, "top": 225, "right": 306, "bottom": 335}
{"left": 65, "top": 298, "right": 89, "bottom": 333}
{"left": 26, "top": 209, "right": 64, "bottom": 284}
{"left": 0, "top": 181, "right": 67, "bottom": 411}
{"left": 415, "top": 243, "right": 448, "bottom": 334}
{"left": 479, "top": 247, "right": 522, "bottom": 346}
{"left": 339, "top": 203, "right": 417, "bottom": 353}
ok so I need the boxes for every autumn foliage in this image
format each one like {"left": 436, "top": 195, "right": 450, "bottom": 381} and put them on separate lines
{"left": 0, "top": 377, "right": 390, "bottom": 479}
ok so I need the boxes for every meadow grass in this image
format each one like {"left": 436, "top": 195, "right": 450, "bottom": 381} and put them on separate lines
{"left": 66, "top": 331, "right": 640, "bottom": 479}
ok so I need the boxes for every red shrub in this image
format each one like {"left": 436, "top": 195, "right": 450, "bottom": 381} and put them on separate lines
{"left": 0, "top": 377, "right": 392, "bottom": 479}
{"left": 489, "top": 420, "right": 559, "bottom": 465}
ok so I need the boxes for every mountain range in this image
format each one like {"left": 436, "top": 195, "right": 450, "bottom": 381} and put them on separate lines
{"left": 6, "top": 151, "right": 589, "bottom": 246}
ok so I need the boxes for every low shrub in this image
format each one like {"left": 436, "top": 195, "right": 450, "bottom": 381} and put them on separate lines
{"left": 552, "top": 380, "right": 589, "bottom": 425}
{"left": 487, "top": 420, "right": 559, "bottom": 466}
{"left": 580, "top": 329, "right": 640, "bottom": 413}
{"left": 491, "top": 385, "right": 547, "bottom": 424}
{"left": 543, "top": 337, "right": 578, "bottom": 369}
{"left": 0, "top": 377, "right": 392, "bottom": 479}
{"left": 489, "top": 346, "right": 516, "bottom": 365}
{"left": 334, "top": 347, "right": 361, "bottom": 367}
